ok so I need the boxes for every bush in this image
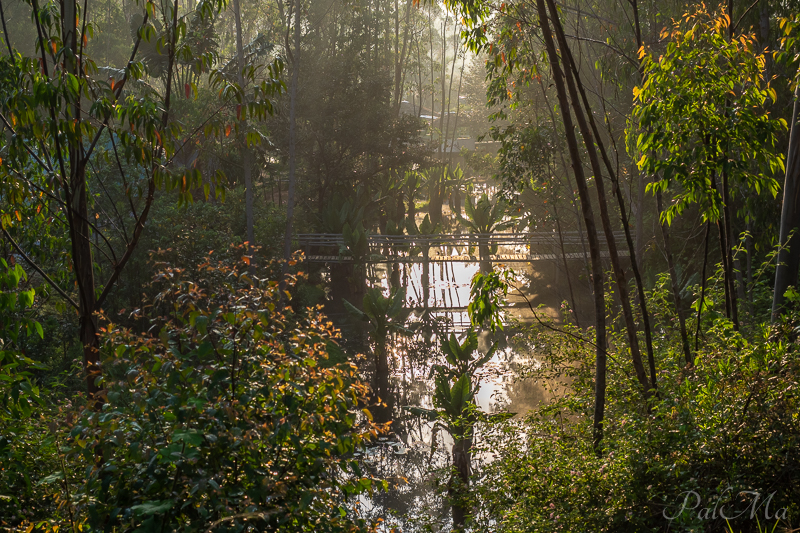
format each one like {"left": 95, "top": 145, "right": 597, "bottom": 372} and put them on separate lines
{"left": 473, "top": 274, "right": 800, "bottom": 533}
{"left": 33, "top": 253, "right": 382, "bottom": 532}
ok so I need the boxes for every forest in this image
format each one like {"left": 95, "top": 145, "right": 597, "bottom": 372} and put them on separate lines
{"left": 1, "top": 0, "right": 800, "bottom": 530}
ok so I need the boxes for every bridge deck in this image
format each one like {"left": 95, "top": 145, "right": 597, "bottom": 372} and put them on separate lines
{"left": 297, "top": 232, "right": 627, "bottom": 263}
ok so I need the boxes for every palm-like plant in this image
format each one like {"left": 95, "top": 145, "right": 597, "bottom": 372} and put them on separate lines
{"left": 403, "top": 170, "right": 425, "bottom": 222}
{"left": 447, "top": 165, "right": 473, "bottom": 218}
{"left": 343, "top": 287, "right": 410, "bottom": 422}
{"left": 407, "top": 330, "right": 502, "bottom": 531}
{"left": 423, "top": 165, "right": 451, "bottom": 227}
{"left": 457, "top": 193, "right": 516, "bottom": 271}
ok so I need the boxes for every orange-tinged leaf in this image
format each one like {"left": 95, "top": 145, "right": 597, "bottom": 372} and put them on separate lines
{"left": 242, "top": 256, "right": 251, "bottom": 265}
{"left": 110, "top": 78, "right": 115, "bottom": 90}
{"left": 155, "top": 130, "right": 162, "bottom": 145}
{"left": 236, "top": 104, "right": 242, "bottom": 120}
{"left": 50, "top": 40, "right": 56, "bottom": 54}
{"left": 83, "top": 33, "right": 87, "bottom": 47}
{"left": 225, "top": 125, "right": 231, "bottom": 137}
{"left": 185, "top": 83, "right": 191, "bottom": 99}
{"left": 15, "top": 210, "right": 21, "bottom": 221}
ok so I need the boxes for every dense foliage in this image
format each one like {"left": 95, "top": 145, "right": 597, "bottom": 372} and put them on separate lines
{"left": 4, "top": 0, "right": 800, "bottom": 531}
{"left": 2, "top": 253, "right": 384, "bottom": 531}
{"left": 474, "top": 275, "right": 800, "bottom": 532}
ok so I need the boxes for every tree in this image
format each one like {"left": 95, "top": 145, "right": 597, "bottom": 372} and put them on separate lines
{"left": 457, "top": 192, "right": 515, "bottom": 272}
{"left": 232, "top": 0, "right": 254, "bottom": 252}
{"left": 632, "top": 7, "right": 785, "bottom": 330}
{"left": 407, "top": 213, "right": 440, "bottom": 306}
{"left": 0, "top": 0, "right": 284, "bottom": 407}
{"left": 773, "top": 13, "right": 800, "bottom": 321}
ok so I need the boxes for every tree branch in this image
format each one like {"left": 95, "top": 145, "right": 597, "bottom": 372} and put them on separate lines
{"left": 1, "top": 227, "right": 79, "bottom": 310}
{"left": 731, "top": 0, "right": 761, "bottom": 35}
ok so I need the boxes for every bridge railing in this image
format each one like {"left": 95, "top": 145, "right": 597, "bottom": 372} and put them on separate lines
{"left": 295, "top": 231, "right": 628, "bottom": 263}
{"left": 296, "top": 231, "right": 623, "bottom": 248}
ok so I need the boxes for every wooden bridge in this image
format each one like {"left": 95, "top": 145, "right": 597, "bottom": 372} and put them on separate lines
{"left": 297, "top": 232, "right": 628, "bottom": 263}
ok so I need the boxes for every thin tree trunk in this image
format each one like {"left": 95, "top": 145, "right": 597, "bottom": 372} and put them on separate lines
{"left": 449, "top": 56, "right": 466, "bottom": 167}
{"left": 547, "top": 0, "right": 651, "bottom": 397}
{"left": 439, "top": 15, "right": 447, "bottom": 159}
{"left": 536, "top": 0, "right": 606, "bottom": 451}
{"left": 533, "top": 72, "right": 592, "bottom": 289}
{"left": 712, "top": 173, "right": 734, "bottom": 322}
{"left": 696, "top": 222, "right": 711, "bottom": 352}
{"left": 721, "top": 168, "right": 740, "bottom": 330}
{"left": 772, "top": 81, "right": 800, "bottom": 321}
{"left": 233, "top": 0, "right": 254, "bottom": 252}
{"left": 62, "top": 0, "right": 102, "bottom": 409}
{"left": 443, "top": 20, "right": 459, "bottom": 162}
{"left": 393, "top": 0, "right": 413, "bottom": 114}
{"left": 557, "top": 22, "right": 657, "bottom": 389}
{"left": 374, "top": 340, "right": 392, "bottom": 424}
{"left": 283, "top": 1, "right": 300, "bottom": 262}
{"left": 450, "top": 434, "right": 472, "bottom": 531}
{"left": 428, "top": 7, "right": 435, "bottom": 132}
{"left": 656, "top": 192, "right": 692, "bottom": 365}
{"left": 746, "top": 218, "right": 753, "bottom": 314}
{"left": 553, "top": 197, "right": 580, "bottom": 328}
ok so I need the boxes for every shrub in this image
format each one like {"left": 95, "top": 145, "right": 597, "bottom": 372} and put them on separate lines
{"left": 473, "top": 274, "right": 800, "bottom": 533}
{"left": 47, "top": 254, "right": 382, "bottom": 532}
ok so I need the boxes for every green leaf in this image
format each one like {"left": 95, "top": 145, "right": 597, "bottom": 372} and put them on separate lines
{"left": 130, "top": 500, "right": 174, "bottom": 515}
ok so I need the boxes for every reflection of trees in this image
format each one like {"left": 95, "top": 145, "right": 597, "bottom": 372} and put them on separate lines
{"left": 356, "top": 438, "right": 449, "bottom": 531}
{"left": 344, "top": 288, "right": 410, "bottom": 423}
{"left": 407, "top": 214, "right": 441, "bottom": 307}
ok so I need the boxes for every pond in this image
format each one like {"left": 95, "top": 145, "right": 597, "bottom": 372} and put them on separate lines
{"left": 336, "top": 254, "right": 584, "bottom": 531}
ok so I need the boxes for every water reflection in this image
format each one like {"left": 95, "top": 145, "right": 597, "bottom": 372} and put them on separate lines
{"left": 331, "top": 253, "right": 579, "bottom": 531}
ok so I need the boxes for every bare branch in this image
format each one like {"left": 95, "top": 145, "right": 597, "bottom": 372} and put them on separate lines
{"left": 1, "top": 227, "right": 79, "bottom": 310}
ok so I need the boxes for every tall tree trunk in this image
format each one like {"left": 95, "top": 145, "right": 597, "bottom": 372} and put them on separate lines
{"left": 443, "top": 20, "right": 459, "bottom": 162}
{"left": 721, "top": 168, "right": 740, "bottom": 330}
{"left": 438, "top": 15, "right": 447, "bottom": 159}
{"left": 62, "top": 0, "right": 101, "bottom": 407}
{"left": 696, "top": 222, "right": 711, "bottom": 351}
{"left": 536, "top": 0, "right": 607, "bottom": 451}
{"left": 428, "top": 7, "right": 435, "bottom": 131}
{"left": 534, "top": 74, "right": 592, "bottom": 289}
{"left": 635, "top": 174, "right": 645, "bottom": 274}
{"left": 772, "top": 82, "right": 800, "bottom": 321}
{"left": 723, "top": 0, "right": 741, "bottom": 330}
{"left": 712, "top": 173, "right": 735, "bottom": 322}
{"left": 392, "top": 0, "right": 412, "bottom": 115}
{"left": 448, "top": 56, "right": 466, "bottom": 167}
{"left": 556, "top": 18, "right": 657, "bottom": 389}
{"left": 283, "top": 1, "right": 300, "bottom": 262}
{"left": 233, "top": 0, "right": 254, "bottom": 252}
{"left": 656, "top": 192, "right": 692, "bottom": 365}
{"left": 450, "top": 434, "right": 472, "bottom": 531}
{"left": 547, "top": 0, "right": 651, "bottom": 397}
